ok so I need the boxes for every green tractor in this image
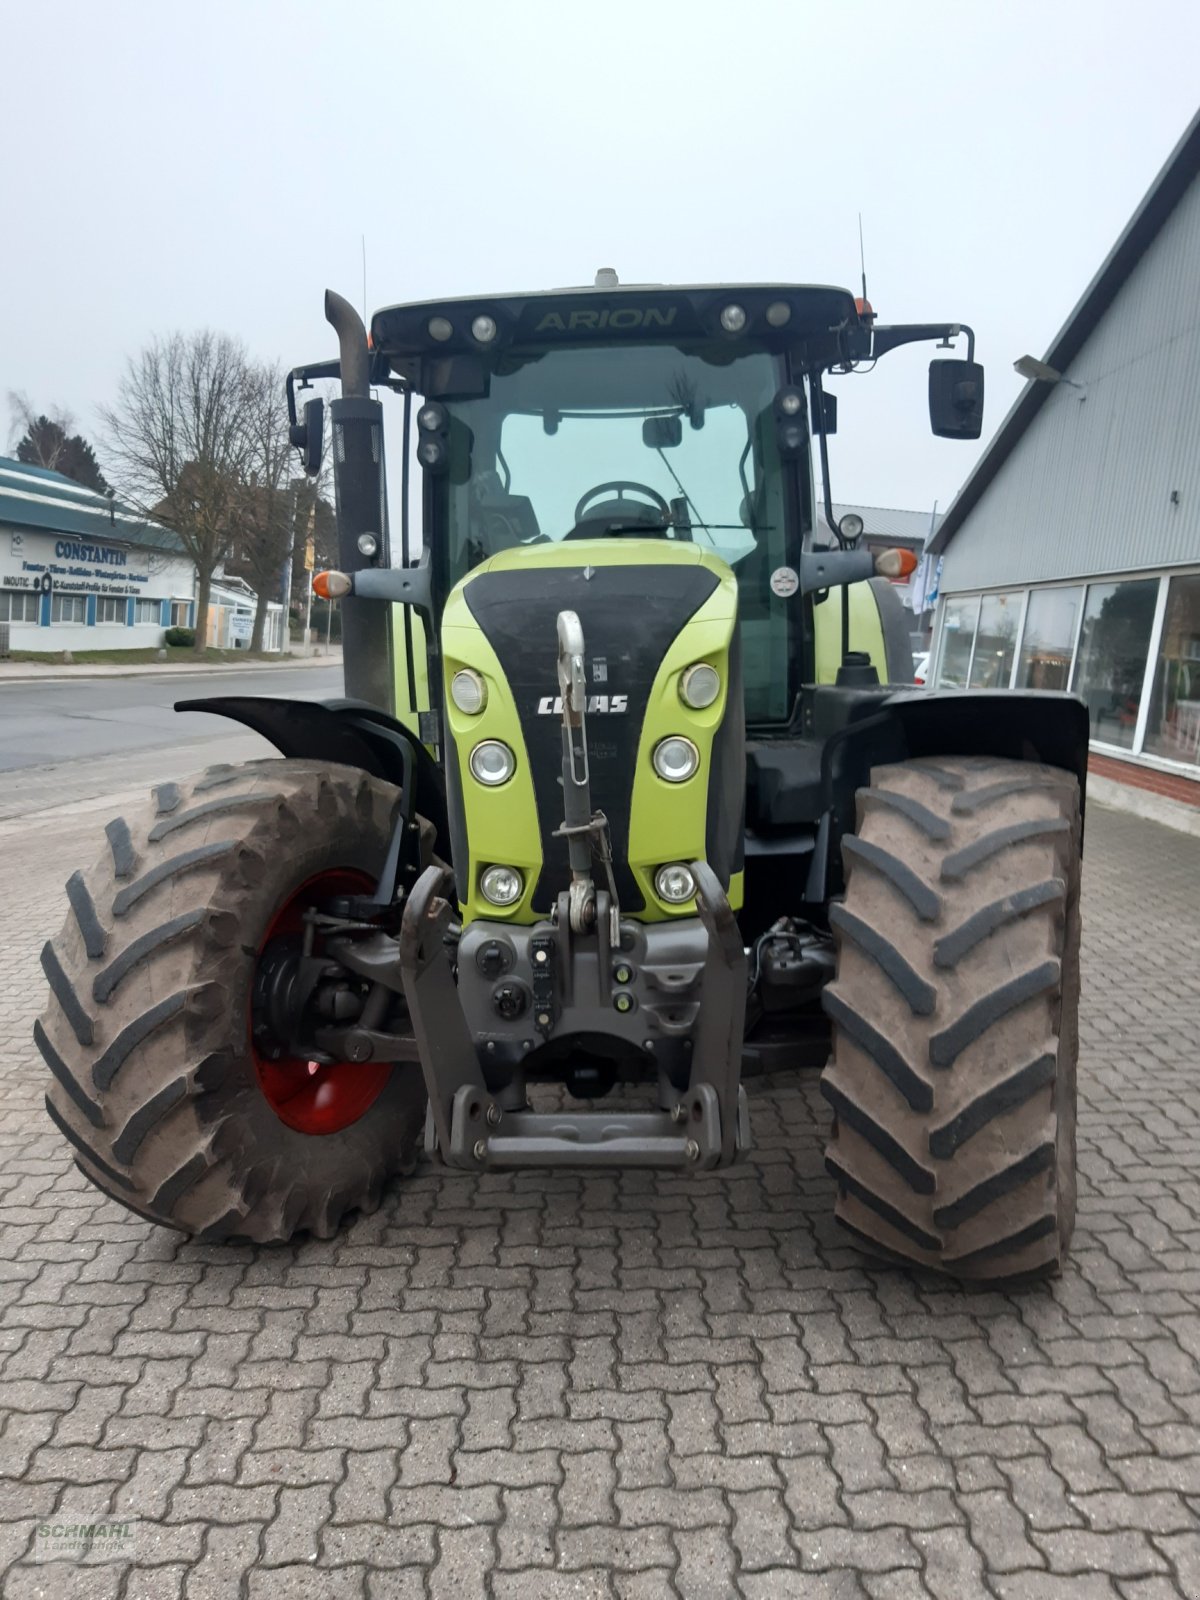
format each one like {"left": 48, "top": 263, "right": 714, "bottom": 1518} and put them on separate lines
{"left": 36, "top": 274, "right": 1087, "bottom": 1281}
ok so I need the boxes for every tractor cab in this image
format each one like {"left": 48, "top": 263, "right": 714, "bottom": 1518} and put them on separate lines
{"left": 360, "top": 277, "right": 979, "bottom": 732}
{"left": 377, "top": 280, "right": 855, "bottom": 732}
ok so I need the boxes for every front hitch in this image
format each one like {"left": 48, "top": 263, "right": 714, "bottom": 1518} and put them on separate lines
{"left": 552, "top": 609, "right": 621, "bottom": 943}
{"left": 396, "top": 862, "right": 750, "bottom": 1172}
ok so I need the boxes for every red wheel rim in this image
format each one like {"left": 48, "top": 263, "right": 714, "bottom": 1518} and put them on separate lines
{"left": 251, "top": 868, "right": 392, "bottom": 1135}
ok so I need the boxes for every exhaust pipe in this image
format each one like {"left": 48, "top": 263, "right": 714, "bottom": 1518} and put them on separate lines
{"left": 324, "top": 289, "right": 371, "bottom": 399}
{"left": 323, "top": 288, "right": 392, "bottom": 711}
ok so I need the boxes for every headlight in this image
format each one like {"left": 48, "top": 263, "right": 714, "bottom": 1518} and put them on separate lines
{"left": 655, "top": 863, "right": 696, "bottom": 904}
{"left": 450, "top": 669, "right": 487, "bottom": 714}
{"left": 480, "top": 865, "right": 523, "bottom": 907}
{"left": 417, "top": 402, "right": 447, "bottom": 432}
{"left": 652, "top": 736, "right": 699, "bottom": 783}
{"left": 469, "top": 739, "right": 515, "bottom": 786}
{"left": 356, "top": 533, "right": 379, "bottom": 558}
{"left": 680, "top": 663, "right": 720, "bottom": 710}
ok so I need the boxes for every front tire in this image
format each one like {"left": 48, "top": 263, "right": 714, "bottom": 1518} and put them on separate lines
{"left": 820, "top": 756, "right": 1081, "bottom": 1283}
{"left": 36, "top": 759, "right": 429, "bottom": 1243}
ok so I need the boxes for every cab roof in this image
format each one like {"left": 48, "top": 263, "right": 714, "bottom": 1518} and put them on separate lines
{"left": 370, "top": 282, "right": 861, "bottom": 365}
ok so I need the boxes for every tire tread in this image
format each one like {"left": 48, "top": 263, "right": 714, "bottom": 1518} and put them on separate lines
{"left": 821, "top": 755, "right": 1080, "bottom": 1283}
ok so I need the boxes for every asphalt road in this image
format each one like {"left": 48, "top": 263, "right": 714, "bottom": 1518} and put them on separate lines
{"left": 0, "top": 664, "right": 344, "bottom": 819}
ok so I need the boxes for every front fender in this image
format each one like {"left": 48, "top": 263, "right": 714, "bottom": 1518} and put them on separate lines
{"left": 808, "top": 685, "right": 1090, "bottom": 902}
{"left": 882, "top": 687, "right": 1090, "bottom": 803}
{"left": 175, "top": 695, "right": 450, "bottom": 860}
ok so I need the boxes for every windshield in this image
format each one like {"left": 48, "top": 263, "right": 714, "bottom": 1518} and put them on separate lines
{"left": 435, "top": 342, "right": 799, "bottom": 722}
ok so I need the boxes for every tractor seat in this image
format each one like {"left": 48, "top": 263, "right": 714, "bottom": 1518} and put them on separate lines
{"left": 473, "top": 494, "right": 542, "bottom": 554}
{"left": 745, "top": 739, "right": 826, "bottom": 831}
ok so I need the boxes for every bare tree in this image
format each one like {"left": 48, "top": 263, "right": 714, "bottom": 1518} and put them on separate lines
{"left": 228, "top": 362, "right": 296, "bottom": 652}
{"left": 100, "top": 332, "right": 256, "bottom": 655}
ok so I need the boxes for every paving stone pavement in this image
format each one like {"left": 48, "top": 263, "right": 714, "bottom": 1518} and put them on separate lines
{"left": 0, "top": 789, "right": 1198, "bottom": 1599}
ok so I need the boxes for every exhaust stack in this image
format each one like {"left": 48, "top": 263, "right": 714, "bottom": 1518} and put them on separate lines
{"left": 323, "top": 289, "right": 393, "bottom": 712}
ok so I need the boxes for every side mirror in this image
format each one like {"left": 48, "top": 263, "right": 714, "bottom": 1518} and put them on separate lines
{"left": 643, "top": 415, "right": 683, "bottom": 449}
{"left": 929, "top": 359, "right": 984, "bottom": 440}
{"left": 288, "top": 396, "right": 325, "bottom": 475}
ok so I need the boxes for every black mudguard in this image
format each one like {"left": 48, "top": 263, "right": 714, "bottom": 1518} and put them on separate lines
{"left": 881, "top": 687, "right": 1090, "bottom": 801}
{"left": 175, "top": 696, "right": 450, "bottom": 861}
{"left": 809, "top": 685, "right": 1090, "bottom": 901}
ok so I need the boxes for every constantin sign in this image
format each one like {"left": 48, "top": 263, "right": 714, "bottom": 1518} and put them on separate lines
{"left": 2, "top": 535, "right": 154, "bottom": 598}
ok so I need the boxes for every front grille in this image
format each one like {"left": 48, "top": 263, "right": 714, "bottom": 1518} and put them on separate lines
{"left": 462, "top": 562, "right": 720, "bottom": 912}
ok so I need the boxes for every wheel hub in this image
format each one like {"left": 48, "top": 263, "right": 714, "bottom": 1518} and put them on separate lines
{"left": 250, "top": 869, "right": 392, "bottom": 1136}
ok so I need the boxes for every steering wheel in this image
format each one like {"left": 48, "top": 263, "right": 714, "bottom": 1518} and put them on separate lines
{"left": 567, "top": 480, "right": 673, "bottom": 538}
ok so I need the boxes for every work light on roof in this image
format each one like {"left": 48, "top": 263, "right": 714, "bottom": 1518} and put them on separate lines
{"left": 471, "top": 315, "right": 498, "bottom": 344}
{"left": 766, "top": 301, "right": 791, "bottom": 328}
{"left": 428, "top": 317, "right": 453, "bottom": 342}
{"left": 719, "top": 304, "right": 747, "bottom": 334}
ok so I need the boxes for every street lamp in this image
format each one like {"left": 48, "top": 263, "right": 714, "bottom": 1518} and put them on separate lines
{"left": 1013, "top": 354, "right": 1085, "bottom": 391}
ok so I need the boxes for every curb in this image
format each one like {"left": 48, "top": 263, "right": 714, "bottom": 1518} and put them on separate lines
{"left": 0, "top": 653, "right": 343, "bottom": 684}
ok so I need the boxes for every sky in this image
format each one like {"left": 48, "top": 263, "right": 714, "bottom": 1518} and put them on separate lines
{"left": 4, "top": 0, "right": 1199, "bottom": 524}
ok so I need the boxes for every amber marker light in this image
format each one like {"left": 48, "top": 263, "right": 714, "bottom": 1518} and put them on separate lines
{"left": 874, "top": 548, "right": 919, "bottom": 580}
{"left": 312, "top": 570, "right": 352, "bottom": 599}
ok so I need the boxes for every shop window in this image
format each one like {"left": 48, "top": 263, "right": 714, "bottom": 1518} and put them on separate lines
{"left": 50, "top": 593, "right": 87, "bottom": 624}
{"left": 968, "top": 591, "right": 1022, "bottom": 689}
{"left": 1016, "top": 587, "right": 1082, "bottom": 690}
{"left": 935, "top": 595, "right": 979, "bottom": 688}
{"left": 134, "top": 599, "right": 160, "bottom": 625}
{"left": 0, "top": 589, "right": 40, "bottom": 623}
{"left": 1070, "top": 578, "right": 1159, "bottom": 749}
{"left": 170, "top": 600, "right": 191, "bottom": 628}
{"left": 1143, "top": 573, "right": 1200, "bottom": 768}
{"left": 96, "top": 595, "right": 127, "bottom": 624}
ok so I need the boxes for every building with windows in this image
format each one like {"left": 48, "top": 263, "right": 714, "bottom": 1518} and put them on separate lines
{"left": 0, "top": 456, "right": 284, "bottom": 653}
{"left": 926, "top": 110, "right": 1200, "bottom": 819}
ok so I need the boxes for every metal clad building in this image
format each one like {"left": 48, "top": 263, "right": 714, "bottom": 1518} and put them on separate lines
{"left": 926, "top": 110, "right": 1200, "bottom": 800}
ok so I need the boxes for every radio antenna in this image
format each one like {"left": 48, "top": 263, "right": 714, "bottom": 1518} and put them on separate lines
{"left": 858, "top": 213, "right": 868, "bottom": 304}
{"left": 361, "top": 234, "right": 368, "bottom": 324}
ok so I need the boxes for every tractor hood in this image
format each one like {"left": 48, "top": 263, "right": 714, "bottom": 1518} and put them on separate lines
{"left": 439, "top": 541, "right": 744, "bottom": 924}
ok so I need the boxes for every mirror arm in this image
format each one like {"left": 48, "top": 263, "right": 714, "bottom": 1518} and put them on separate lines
{"left": 286, "top": 360, "right": 341, "bottom": 428}
{"left": 868, "top": 322, "right": 975, "bottom": 363}
{"left": 798, "top": 549, "right": 874, "bottom": 596}
{"left": 349, "top": 555, "right": 435, "bottom": 618}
